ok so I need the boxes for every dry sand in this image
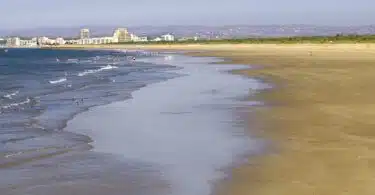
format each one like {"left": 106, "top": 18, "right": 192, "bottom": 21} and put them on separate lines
{"left": 58, "top": 43, "right": 375, "bottom": 195}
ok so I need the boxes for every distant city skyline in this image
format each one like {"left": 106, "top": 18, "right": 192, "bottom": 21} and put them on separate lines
{"left": 1, "top": 0, "right": 375, "bottom": 29}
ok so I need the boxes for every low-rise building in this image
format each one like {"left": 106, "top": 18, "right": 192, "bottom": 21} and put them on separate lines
{"left": 178, "top": 36, "right": 199, "bottom": 41}
{"left": 152, "top": 37, "right": 163, "bottom": 42}
{"left": 47, "top": 39, "right": 56, "bottom": 45}
{"left": 6, "top": 37, "right": 21, "bottom": 47}
{"left": 78, "top": 37, "right": 114, "bottom": 45}
{"left": 38, "top": 37, "right": 51, "bottom": 45}
{"left": 6, "top": 37, "right": 39, "bottom": 47}
{"left": 0, "top": 38, "right": 5, "bottom": 46}
{"left": 78, "top": 38, "right": 92, "bottom": 45}
{"left": 65, "top": 39, "right": 79, "bottom": 44}
{"left": 130, "top": 34, "right": 148, "bottom": 42}
{"left": 138, "top": 36, "right": 148, "bottom": 42}
{"left": 20, "top": 39, "right": 37, "bottom": 47}
{"left": 55, "top": 37, "right": 66, "bottom": 45}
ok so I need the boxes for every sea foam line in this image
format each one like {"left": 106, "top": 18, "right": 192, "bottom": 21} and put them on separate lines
{"left": 1, "top": 98, "right": 31, "bottom": 109}
{"left": 49, "top": 78, "right": 67, "bottom": 84}
{"left": 77, "top": 65, "right": 118, "bottom": 77}
{"left": 3, "top": 91, "right": 19, "bottom": 99}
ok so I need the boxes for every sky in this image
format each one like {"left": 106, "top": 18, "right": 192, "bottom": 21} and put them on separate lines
{"left": 1, "top": 0, "right": 375, "bottom": 29}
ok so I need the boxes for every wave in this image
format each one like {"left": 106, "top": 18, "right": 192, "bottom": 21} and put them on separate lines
{"left": 49, "top": 78, "right": 67, "bottom": 84}
{"left": 77, "top": 65, "right": 118, "bottom": 77}
{"left": 3, "top": 91, "right": 19, "bottom": 99}
{"left": 1, "top": 98, "right": 31, "bottom": 110}
{"left": 66, "top": 58, "right": 80, "bottom": 63}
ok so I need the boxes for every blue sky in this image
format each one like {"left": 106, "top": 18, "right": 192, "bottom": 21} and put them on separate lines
{"left": 2, "top": 0, "right": 374, "bottom": 29}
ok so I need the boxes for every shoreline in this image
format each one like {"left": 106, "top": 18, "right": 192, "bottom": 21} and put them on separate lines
{"left": 0, "top": 51, "right": 184, "bottom": 195}
{"left": 64, "top": 54, "right": 264, "bottom": 195}
{"left": 186, "top": 45, "right": 375, "bottom": 195}
{"left": 97, "top": 43, "right": 375, "bottom": 195}
{"left": 48, "top": 43, "right": 375, "bottom": 194}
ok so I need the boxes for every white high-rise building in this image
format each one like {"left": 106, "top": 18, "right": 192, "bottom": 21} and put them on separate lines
{"left": 161, "top": 34, "right": 175, "bottom": 41}
{"left": 80, "top": 29, "right": 90, "bottom": 39}
{"left": 113, "top": 28, "right": 131, "bottom": 42}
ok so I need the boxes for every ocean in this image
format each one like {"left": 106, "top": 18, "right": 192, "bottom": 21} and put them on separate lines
{"left": 0, "top": 48, "right": 180, "bottom": 164}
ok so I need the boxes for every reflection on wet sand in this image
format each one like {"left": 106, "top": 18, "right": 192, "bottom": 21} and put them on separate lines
{"left": 0, "top": 151, "right": 169, "bottom": 195}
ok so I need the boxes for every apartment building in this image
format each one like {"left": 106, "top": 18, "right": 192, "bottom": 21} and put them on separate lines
{"left": 80, "top": 29, "right": 90, "bottom": 39}
{"left": 113, "top": 28, "right": 131, "bottom": 42}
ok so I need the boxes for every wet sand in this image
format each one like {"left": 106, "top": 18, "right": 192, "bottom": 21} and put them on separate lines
{"left": 188, "top": 44, "right": 375, "bottom": 195}
{"left": 1, "top": 150, "right": 169, "bottom": 195}
{"left": 56, "top": 43, "right": 375, "bottom": 194}
{"left": 64, "top": 54, "right": 265, "bottom": 195}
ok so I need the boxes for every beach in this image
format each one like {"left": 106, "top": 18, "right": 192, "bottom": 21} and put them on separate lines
{"left": 4, "top": 43, "right": 375, "bottom": 195}
{"left": 188, "top": 44, "right": 375, "bottom": 195}
{"left": 0, "top": 49, "right": 265, "bottom": 195}
{"left": 187, "top": 44, "right": 375, "bottom": 195}
{"left": 58, "top": 43, "right": 375, "bottom": 194}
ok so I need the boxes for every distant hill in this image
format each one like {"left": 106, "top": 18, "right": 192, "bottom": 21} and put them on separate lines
{"left": 1, "top": 25, "right": 375, "bottom": 39}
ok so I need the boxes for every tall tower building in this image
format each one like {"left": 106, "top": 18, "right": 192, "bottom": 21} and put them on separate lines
{"left": 113, "top": 28, "right": 131, "bottom": 43}
{"left": 80, "top": 29, "right": 90, "bottom": 39}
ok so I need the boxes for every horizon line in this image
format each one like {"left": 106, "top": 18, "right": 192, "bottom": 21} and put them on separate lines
{"left": 2, "top": 24, "right": 375, "bottom": 31}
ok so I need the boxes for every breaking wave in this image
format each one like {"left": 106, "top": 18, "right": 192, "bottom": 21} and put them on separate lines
{"left": 49, "top": 78, "right": 67, "bottom": 84}
{"left": 3, "top": 91, "right": 19, "bottom": 99}
{"left": 77, "top": 65, "right": 118, "bottom": 77}
{"left": 1, "top": 97, "right": 31, "bottom": 110}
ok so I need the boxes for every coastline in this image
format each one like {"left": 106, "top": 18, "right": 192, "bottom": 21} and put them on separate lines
{"left": 64, "top": 54, "right": 263, "bottom": 195}
{"left": 186, "top": 45, "right": 375, "bottom": 195}
{"left": 0, "top": 49, "right": 181, "bottom": 194}
{"left": 53, "top": 43, "right": 375, "bottom": 194}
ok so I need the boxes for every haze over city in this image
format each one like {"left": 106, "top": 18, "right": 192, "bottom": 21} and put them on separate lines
{"left": 1, "top": 0, "right": 375, "bottom": 29}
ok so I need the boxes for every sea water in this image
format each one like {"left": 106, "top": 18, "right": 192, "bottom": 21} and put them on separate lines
{"left": 0, "top": 48, "right": 179, "bottom": 164}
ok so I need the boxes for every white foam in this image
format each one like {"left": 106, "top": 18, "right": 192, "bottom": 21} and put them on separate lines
{"left": 66, "top": 55, "right": 264, "bottom": 195}
{"left": 49, "top": 78, "right": 67, "bottom": 84}
{"left": 66, "top": 58, "right": 79, "bottom": 63}
{"left": 3, "top": 91, "right": 19, "bottom": 99}
{"left": 77, "top": 65, "right": 118, "bottom": 77}
{"left": 2, "top": 98, "right": 31, "bottom": 109}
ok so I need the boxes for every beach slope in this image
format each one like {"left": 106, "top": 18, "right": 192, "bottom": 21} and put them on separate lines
{"left": 59, "top": 43, "right": 375, "bottom": 195}
{"left": 194, "top": 44, "right": 375, "bottom": 195}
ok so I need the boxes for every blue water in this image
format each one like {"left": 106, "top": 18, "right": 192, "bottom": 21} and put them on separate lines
{"left": 0, "top": 48, "right": 180, "bottom": 161}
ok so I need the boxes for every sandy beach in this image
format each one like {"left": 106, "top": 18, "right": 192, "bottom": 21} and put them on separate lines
{"left": 54, "top": 43, "right": 375, "bottom": 195}
{"left": 188, "top": 44, "right": 375, "bottom": 195}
